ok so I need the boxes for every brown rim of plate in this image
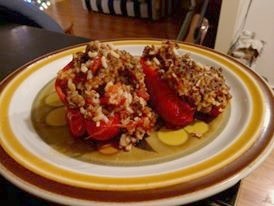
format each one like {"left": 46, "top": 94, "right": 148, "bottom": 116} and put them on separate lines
{"left": 0, "top": 40, "right": 273, "bottom": 204}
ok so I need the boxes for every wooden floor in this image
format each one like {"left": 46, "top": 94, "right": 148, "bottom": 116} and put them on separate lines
{"left": 46, "top": 0, "right": 185, "bottom": 40}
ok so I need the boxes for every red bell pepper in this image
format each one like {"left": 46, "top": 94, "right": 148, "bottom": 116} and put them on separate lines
{"left": 55, "top": 60, "right": 121, "bottom": 141}
{"left": 55, "top": 61, "right": 74, "bottom": 105}
{"left": 141, "top": 58, "right": 194, "bottom": 128}
{"left": 195, "top": 105, "right": 221, "bottom": 122}
{"left": 66, "top": 109, "right": 86, "bottom": 138}
{"left": 85, "top": 115, "right": 120, "bottom": 141}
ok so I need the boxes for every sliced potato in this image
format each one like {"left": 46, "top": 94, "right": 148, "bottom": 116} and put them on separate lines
{"left": 157, "top": 129, "right": 188, "bottom": 146}
{"left": 98, "top": 144, "right": 119, "bottom": 155}
{"left": 45, "top": 107, "right": 66, "bottom": 126}
{"left": 184, "top": 121, "right": 209, "bottom": 137}
{"left": 45, "top": 92, "right": 63, "bottom": 107}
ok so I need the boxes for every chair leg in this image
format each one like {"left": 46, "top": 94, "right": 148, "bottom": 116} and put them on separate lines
{"left": 177, "top": 10, "right": 195, "bottom": 41}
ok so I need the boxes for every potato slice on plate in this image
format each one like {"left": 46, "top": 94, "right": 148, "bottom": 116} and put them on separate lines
{"left": 157, "top": 129, "right": 189, "bottom": 146}
{"left": 45, "top": 92, "right": 63, "bottom": 107}
{"left": 184, "top": 121, "right": 209, "bottom": 137}
{"left": 46, "top": 107, "right": 66, "bottom": 126}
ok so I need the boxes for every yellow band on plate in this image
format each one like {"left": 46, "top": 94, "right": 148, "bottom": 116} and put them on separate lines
{"left": 0, "top": 40, "right": 264, "bottom": 191}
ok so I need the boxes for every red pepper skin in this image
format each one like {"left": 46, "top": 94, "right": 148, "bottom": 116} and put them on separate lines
{"left": 195, "top": 106, "right": 221, "bottom": 122}
{"left": 66, "top": 109, "right": 86, "bottom": 138}
{"left": 55, "top": 84, "right": 67, "bottom": 104}
{"left": 210, "top": 106, "right": 221, "bottom": 117}
{"left": 141, "top": 58, "right": 194, "bottom": 128}
{"left": 85, "top": 115, "right": 121, "bottom": 141}
{"left": 55, "top": 61, "right": 74, "bottom": 105}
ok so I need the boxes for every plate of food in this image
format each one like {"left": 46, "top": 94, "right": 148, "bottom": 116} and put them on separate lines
{"left": 0, "top": 39, "right": 273, "bottom": 206}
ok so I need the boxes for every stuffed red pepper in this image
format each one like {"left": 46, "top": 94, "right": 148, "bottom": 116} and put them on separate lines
{"left": 55, "top": 41, "right": 156, "bottom": 151}
{"left": 141, "top": 41, "right": 232, "bottom": 124}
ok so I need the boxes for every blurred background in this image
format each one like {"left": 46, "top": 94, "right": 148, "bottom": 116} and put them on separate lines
{"left": 0, "top": 0, "right": 273, "bottom": 86}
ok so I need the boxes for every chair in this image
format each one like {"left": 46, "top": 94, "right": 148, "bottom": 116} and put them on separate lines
{"left": 177, "top": 0, "right": 209, "bottom": 44}
{"left": 0, "top": 0, "right": 63, "bottom": 33}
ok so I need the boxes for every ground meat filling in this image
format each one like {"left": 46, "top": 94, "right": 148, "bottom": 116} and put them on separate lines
{"left": 56, "top": 41, "right": 156, "bottom": 150}
{"left": 142, "top": 41, "right": 232, "bottom": 115}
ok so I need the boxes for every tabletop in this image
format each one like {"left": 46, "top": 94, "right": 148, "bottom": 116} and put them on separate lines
{"left": 0, "top": 24, "right": 272, "bottom": 206}
{"left": 0, "top": 23, "right": 88, "bottom": 79}
{"left": 236, "top": 149, "right": 274, "bottom": 206}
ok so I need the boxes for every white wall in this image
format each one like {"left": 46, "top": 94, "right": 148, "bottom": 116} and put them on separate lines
{"left": 244, "top": 0, "right": 274, "bottom": 86}
{"left": 215, "top": 0, "right": 241, "bottom": 53}
{"left": 215, "top": 0, "right": 274, "bottom": 87}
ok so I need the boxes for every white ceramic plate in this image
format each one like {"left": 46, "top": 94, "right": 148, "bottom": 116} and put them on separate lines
{"left": 0, "top": 40, "right": 273, "bottom": 205}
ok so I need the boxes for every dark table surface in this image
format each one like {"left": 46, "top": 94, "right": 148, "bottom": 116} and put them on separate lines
{"left": 0, "top": 24, "right": 240, "bottom": 206}
{"left": 0, "top": 23, "right": 89, "bottom": 79}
